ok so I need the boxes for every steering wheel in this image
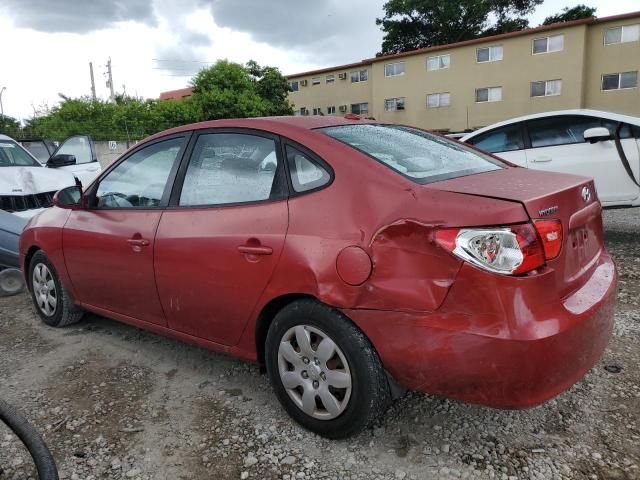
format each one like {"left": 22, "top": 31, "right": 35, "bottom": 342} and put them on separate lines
{"left": 99, "top": 192, "right": 133, "bottom": 208}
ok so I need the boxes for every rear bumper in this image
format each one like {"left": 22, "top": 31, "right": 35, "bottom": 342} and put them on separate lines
{"left": 345, "top": 252, "right": 617, "bottom": 408}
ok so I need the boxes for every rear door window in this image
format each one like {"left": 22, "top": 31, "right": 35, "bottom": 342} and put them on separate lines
{"left": 178, "top": 133, "right": 286, "bottom": 206}
{"left": 526, "top": 116, "right": 602, "bottom": 148}
{"left": 466, "top": 124, "right": 525, "bottom": 153}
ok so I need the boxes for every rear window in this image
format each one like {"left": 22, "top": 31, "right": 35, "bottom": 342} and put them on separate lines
{"left": 320, "top": 124, "right": 504, "bottom": 184}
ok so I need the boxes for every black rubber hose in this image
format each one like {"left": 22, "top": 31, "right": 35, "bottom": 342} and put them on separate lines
{"left": 0, "top": 398, "right": 59, "bottom": 480}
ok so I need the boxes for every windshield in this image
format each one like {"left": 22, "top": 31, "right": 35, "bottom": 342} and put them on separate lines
{"left": 320, "top": 124, "right": 504, "bottom": 184}
{"left": 0, "top": 140, "right": 41, "bottom": 167}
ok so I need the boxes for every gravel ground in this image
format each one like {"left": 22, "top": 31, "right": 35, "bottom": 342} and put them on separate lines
{"left": 0, "top": 208, "right": 638, "bottom": 480}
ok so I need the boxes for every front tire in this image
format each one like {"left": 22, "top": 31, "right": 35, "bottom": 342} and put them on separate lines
{"left": 265, "top": 299, "right": 390, "bottom": 439}
{"left": 29, "top": 251, "right": 84, "bottom": 327}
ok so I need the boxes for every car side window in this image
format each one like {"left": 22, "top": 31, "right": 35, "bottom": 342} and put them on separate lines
{"left": 527, "top": 116, "right": 602, "bottom": 148}
{"left": 179, "top": 133, "right": 283, "bottom": 206}
{"left": 96, "top": 137, "right": 184, "bottom": 208}
{"left": 466, "top": 124, "right": 524, "bottom": 153}
{"left": 55, "top": 135, "right": 94, "bottom": 164}
{"left": 286, "top": 145, "right": 331, "bottom": 193}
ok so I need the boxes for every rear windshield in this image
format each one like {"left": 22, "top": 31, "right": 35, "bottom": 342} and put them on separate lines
{"left": 320, "top": 124, "right": 504, "bottom": 184}
{"left": 0, "top": 140, "right": 41, "bottom": 167}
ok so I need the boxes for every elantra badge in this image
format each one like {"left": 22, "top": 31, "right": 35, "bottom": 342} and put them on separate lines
{"left": 539, "top": 206, "right": 559, "bottom": 216}
{"left": 582, "top": 186, "right": 591, "bottom": 203}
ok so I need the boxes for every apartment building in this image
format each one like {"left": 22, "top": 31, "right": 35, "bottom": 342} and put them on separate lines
{"left": 286, "top": 12, "right": 640, "bottom": 132}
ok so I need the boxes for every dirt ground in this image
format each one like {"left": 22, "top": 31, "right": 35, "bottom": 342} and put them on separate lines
{"left": 0, "top": 208, "right": 638, "bottom": 480}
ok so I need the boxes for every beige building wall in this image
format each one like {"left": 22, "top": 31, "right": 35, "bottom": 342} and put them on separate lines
{"left": 286, "top": 13, "right": 640, "bottom": 132}
{"left": 288, "top": 64, "right": 373, "bottom": 116}
{"left": 584, "top": 18, "right": 640, "bottom": 115}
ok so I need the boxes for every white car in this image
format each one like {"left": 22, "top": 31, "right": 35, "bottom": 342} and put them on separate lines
{"left": 0, "top": 134, "right": 77, "bottom": 218}
{"left": 461, "top": 109, "right": 640, "bottom": 208}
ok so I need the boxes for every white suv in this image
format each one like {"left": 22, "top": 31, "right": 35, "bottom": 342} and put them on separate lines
{"left": 0, "top": 134, "right": 77, "bottom": 218}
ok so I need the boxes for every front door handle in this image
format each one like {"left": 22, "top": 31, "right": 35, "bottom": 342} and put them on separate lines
{"left": 531, "top": 155, "right": 552, "bottom": 163}
{"left": 237, "top": 245, "right": 273, "bottom": 255}
{"left": 127, "top": 238, "right": 150, "bottom": 247}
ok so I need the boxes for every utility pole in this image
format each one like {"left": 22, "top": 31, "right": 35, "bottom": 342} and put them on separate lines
{"left": 89, "top": 62, "right": 97, "bottom": 100}
{"left": 105, "top": 57, "right": 115, "bottom": 101}
{"left": 0, "top": 87, "right": 5, "bottom": 120}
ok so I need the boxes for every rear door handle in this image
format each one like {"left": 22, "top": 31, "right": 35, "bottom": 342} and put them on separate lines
{"left": 127, "top": 238, "right": 150, "bottom": 247}
{"left": 237, "top": 245, "right": 273, "bottom": 255}
{"left": 532, "top": 156, "right": 552, "bottom": 163}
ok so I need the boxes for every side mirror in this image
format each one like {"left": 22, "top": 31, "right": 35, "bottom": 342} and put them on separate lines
{"left": 47, "top": 154, "right": 76, "bottom": 168}
{"left": 53, "top": 186, "right": 83, "bottom": 209}
{"left": 584, "top": 127, "right": 612, "bottom": 144}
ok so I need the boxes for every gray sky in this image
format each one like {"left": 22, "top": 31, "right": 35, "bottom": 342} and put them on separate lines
{"left": 0, "top": 0, "right": 638, "bottom": 120}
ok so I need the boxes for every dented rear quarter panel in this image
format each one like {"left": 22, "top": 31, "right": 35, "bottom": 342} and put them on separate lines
{"left": 236, "top": 130, "right": 530, "bottom": 353}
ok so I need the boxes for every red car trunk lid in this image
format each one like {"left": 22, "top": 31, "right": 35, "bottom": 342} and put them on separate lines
{"left": 428, "top": 168, "right": 603, "bottom": 296}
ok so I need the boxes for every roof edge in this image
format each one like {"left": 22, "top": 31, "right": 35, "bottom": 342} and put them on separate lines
{"left": 285, "top": 10, "right": 640, "bottom": 79}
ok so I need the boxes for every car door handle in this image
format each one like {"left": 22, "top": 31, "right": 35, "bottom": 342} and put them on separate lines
{"left": 127, "top": 238, "right": 150, "bottom": 247}
{"left": 237, "top": 245, "right": 273, "bottom": 255}
{"left": 531, "top": 156, "right": 552, "bottom": 163}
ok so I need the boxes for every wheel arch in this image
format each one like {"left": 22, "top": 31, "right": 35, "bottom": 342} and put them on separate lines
{"left": 23, "top": 246, "right": 41, "bottom": 291}
{"left": 254, "top": 293, "right": 317, "bottom": 368}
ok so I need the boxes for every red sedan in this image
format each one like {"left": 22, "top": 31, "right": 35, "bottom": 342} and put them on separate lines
{"left": 20, "top": 116, "right": 616, "bottom": 438}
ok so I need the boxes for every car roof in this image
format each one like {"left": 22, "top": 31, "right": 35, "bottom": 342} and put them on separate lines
{"left": 461, "top": 109, "right": 640, "bottom": 141}
{"left": 142, "top": 115, "right": 377, "bottom": 144}
{"left": 0, "top": 134, "right": 16, "bottom": 142}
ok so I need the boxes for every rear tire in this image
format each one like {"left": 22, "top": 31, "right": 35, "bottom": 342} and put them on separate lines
{"left": 265, "top": 299, "right": 390, "bottom": 439}
{"left": 28, "top": 251, "right": 84, "bottom": 327}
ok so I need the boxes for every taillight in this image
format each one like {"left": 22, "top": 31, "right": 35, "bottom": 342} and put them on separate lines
{"left": 533, "top": 219, "right": 563, "bottom": 259}
{"left": 435, "top": 223, "right": 546, "bottom": 275}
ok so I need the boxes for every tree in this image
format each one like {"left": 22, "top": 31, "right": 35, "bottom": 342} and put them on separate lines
{"left": 191, "top": 60, "right": 293, "bottom": 120}
{"left": 543, "top": 5, "right": 596, "bottom": 25}
{"left": 0, "top": 116, "right": 22, "bottom": 138}
{"left": 376, "top": 0, "right": 543, "bottom": 55}
{"left": 16, "top": 60, "right": 291, "bottom": 141}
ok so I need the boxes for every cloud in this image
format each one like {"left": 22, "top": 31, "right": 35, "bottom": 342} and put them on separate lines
{"left": 207, "top": 0, "right": 385, "bottom": 64}
{"left": 3, "top": 0, "right": 156, "bottom": 33}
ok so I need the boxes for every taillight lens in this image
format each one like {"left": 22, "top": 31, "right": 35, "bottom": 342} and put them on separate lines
{"left": 533, "top": 219, "right": 563, "bottom": 259}
{"left": 435, "top": 223, "right": 546, "bottom": 275}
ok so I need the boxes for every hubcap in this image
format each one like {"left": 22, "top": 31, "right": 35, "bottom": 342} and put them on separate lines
{"left": 277, "top": 325, "right": 352, "bottom": 420}
{"left": 32, "top": 263, "right": 57, "bottom": 317}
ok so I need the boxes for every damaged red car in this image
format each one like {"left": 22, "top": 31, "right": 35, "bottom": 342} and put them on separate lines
{"left": 20, "top": 116, "right": 616, "bottom": 438}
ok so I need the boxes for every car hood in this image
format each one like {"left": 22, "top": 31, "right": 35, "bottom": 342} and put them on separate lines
{"left": 0, "top": 167, "right": 76, "bottom": 195}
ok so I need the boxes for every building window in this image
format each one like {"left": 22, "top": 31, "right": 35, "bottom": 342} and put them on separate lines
{"left": 532, "top": 34, "right": 564, "bottom": 54}
{"left": 327, "top": 106, "right": 336, "bottom": 114}
{"left": 326, "top": 74, "right": 335, "bottom": 84}
{"left": 476, "top": 87, "right": 502, "bottom": 103}
{"left": 602, "top": 71, "right": 638, "bottom": 90}
{"left": 300, "top": 107, "right": 309, "bottom": 116}
{"left": 427, "top": 92, "right": 450, "bottom": 108}
{"left": 531, "top": 79, "right": 562, "bottom": 97}
{"left": 312, "top": 107, "right": 322, "bottom": 115}
{"left": 312, "top": 77, "right": 321, "bottom": 86}
{"left": 384, "top": 97, "right": 405, "bottom": 111}
{"left": 351, "top": 103, "right": 369, "bottom": 115}
{"left": 290, "top": 81, "right": 299, "bottom": 92}
{"left": 604, "top": 24, "right": 640, "bottom": 45}
{"left": 476, "top": 45, "right": 503, "bottom": 63}
{"left": 384, "top": 62, "right": 405, "bottom": 77}
{"left": 427, "top": 54, "right": 450, "bottom": 71}
{"left": 351, "top": 70, "right": 368, "bottom": 83}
